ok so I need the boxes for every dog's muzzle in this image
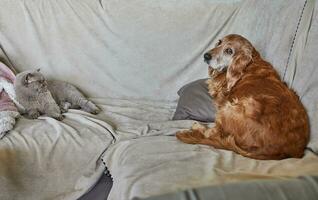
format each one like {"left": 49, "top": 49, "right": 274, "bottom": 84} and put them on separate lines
{"left": 203, "top": 53, "right": 212, "bottom": 64}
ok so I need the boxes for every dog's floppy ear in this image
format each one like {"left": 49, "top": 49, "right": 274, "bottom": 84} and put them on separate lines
{"left": 226, "top": 50, "right": 252, "bottom": 91}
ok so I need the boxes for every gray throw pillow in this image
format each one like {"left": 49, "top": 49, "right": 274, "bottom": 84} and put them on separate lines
{"left": 173, "top": 79, "right": 216, "bottom": 122}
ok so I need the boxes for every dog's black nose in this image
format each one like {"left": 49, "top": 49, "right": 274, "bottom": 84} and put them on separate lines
{"left": 204, "top": 53, "right": 212, "bottom": 61}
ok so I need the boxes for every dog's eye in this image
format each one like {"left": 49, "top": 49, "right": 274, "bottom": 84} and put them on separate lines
{"left": 224, "top": 48, "right": 233, "bottom": 55}
{"left": 216, "top": 40, "right": 222, "bottom": 46}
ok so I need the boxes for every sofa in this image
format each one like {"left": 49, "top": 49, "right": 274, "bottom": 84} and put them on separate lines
{"left": 0, "top": 0, "right": 318, "bottom": 200}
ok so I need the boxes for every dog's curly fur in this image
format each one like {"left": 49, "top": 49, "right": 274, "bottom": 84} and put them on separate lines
{"left": 176, "top": 34, "right": 309, "bottom": 160}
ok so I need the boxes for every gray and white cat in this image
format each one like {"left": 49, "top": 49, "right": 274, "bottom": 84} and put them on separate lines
{"left": 14, "top": 69, "right": 100, "bottom": 120}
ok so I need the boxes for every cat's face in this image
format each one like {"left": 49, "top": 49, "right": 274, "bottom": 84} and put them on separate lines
{"left": 16, "top": 69, "right": 48, "bottom": 93}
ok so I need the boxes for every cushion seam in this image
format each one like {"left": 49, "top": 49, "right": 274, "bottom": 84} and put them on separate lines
{"left": 283, "top": 0, "right": 308, "bottom": 80}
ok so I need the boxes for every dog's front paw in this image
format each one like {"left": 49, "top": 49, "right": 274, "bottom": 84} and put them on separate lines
{"left": 176, "top": 130, "right": 190, "bottom": 140}
{"left": 191, "top": 122, "right": 207, "bottom": 132}
{"left": 176, "top": 129, "right": 205, "bottom": 144}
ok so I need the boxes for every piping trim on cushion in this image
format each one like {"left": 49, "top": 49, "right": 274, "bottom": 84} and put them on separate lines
{"left": 283, "top": 0, "right": 308, "bottom": 80}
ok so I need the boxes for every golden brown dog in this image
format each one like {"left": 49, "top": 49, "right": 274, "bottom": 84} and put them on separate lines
{"left": 176, "top": 34, "right": 309, "bottom": 160}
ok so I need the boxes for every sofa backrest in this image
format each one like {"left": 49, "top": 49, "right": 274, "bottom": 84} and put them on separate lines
{"left": 285, "top": 0, "right": 318, "bottom": 152}
{"left": 0, "top": 0, "right": 312, "bottom": 101}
